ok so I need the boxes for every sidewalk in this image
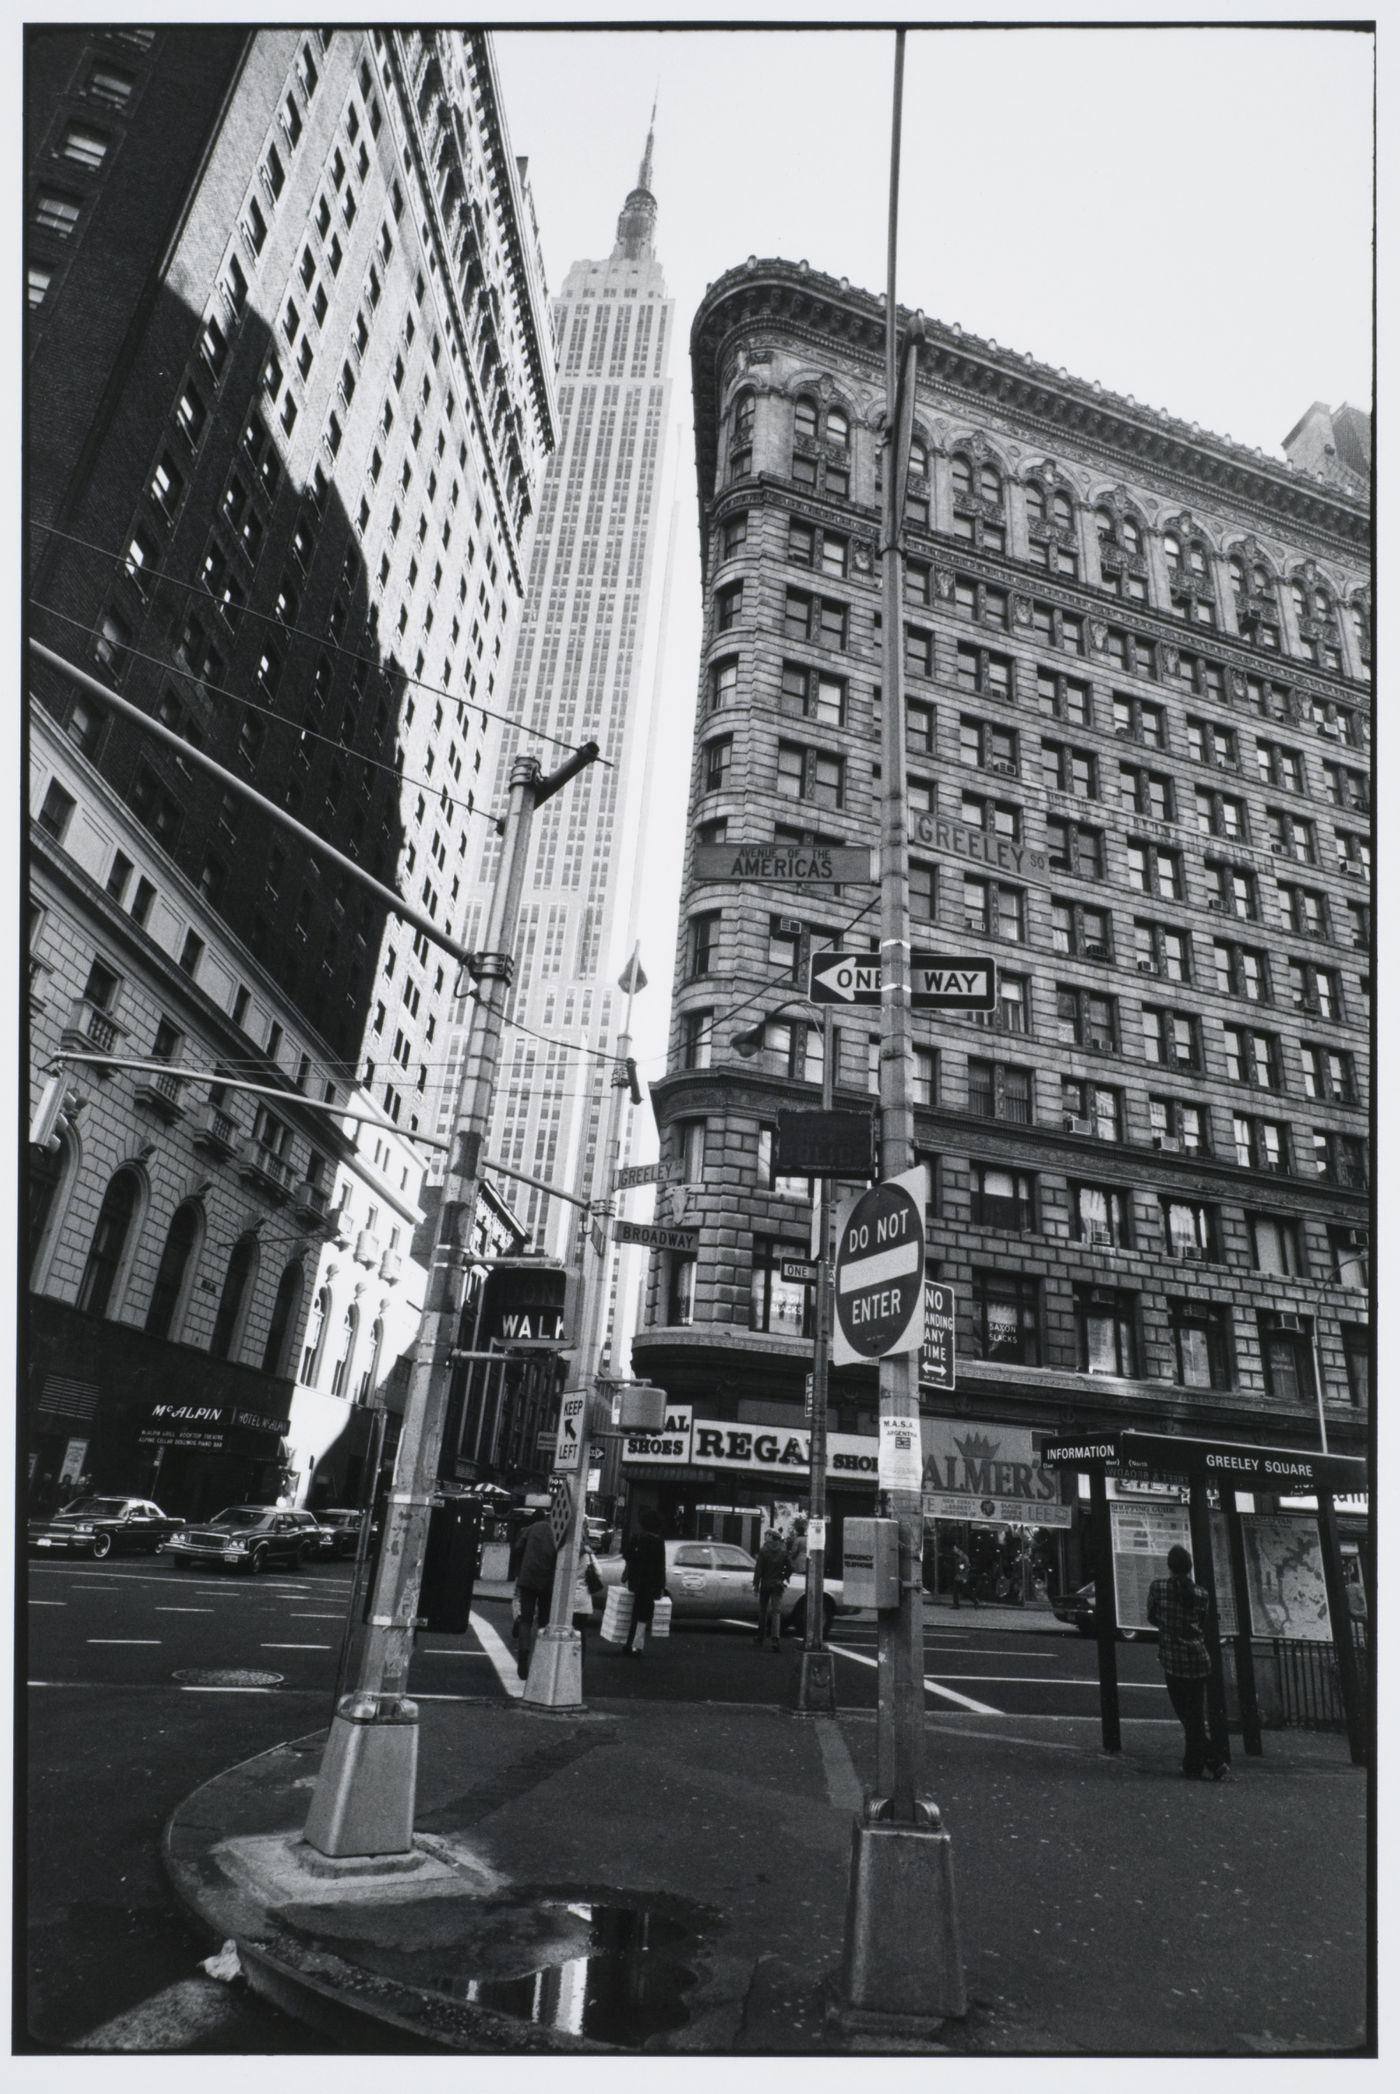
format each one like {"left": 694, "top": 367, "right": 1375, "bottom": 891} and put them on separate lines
{"left": 161, "top": 1658, "right": 1370, "bottom": 2056}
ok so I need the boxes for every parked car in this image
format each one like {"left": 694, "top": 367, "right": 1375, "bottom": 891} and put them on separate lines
{"left": 280, "top": 1508, "right": 335, "bottom": 1558}
{"left": 160, "top": 1506, "right": 317, "bottom": 1574}
{"left": 596, "top": 1538, "right": 854, "bottom": 1639}
{"left": 1050, "top": 1580, "right": 1149, "bottom": 1641}
{"left": 315, "top": 1507, "right": 369, "bottom": 1559}
{"left": 28, "top": 1496, "right": 183, "bottom": 1560}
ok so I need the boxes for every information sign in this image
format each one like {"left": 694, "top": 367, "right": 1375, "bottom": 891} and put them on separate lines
{"left": 919, "top": 1281, "right": 957, "bottom": 1391}
{"left": 832, "top": 1166, "right": 927, "bottom": 1367}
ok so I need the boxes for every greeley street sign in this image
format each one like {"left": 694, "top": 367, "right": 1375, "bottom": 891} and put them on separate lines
{"left": 808, "top": 950, "right": 998, "bottom": 1012}
{"left": 694, "top": 841, "right": 876, "bottom": 885}
{"left": 908, "top": 811, "right": 1052, "bottom": 888}
{"left": 832, "top": 1164, "right": 928, "bottom": 1367}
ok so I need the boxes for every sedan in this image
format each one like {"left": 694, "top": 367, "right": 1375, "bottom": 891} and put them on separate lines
{"left": 1050, "top": 1580, "right": 1150, "bottom": 1640}
{"left": 314, "top": 1508, "right": 369, "bottom": 1559}
{"left": 160, "top": 1506, "right": 315, "bottom": 1574}
{"left": 597, "top": 1539, "right": 854, "bottom": 1639}
{"left": 28, "top": 1496, "right": 182, "bottom": 1560}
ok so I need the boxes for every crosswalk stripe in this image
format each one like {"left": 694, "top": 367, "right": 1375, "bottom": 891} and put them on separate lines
{"left": 468, "top": 1607, "right": 523, "bottom": 1698}
{"left": 827, "top": 1640, "right": 1001, "bottom": 1715}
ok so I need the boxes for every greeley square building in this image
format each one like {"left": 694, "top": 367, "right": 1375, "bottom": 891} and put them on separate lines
{"left": 627, "top": 258, "right": 1370, "bottom": 1584}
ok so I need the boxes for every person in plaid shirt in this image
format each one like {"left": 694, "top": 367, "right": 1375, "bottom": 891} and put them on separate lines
{"left": 1147, "top": 1544, "right": 1229, "bottom": 1780}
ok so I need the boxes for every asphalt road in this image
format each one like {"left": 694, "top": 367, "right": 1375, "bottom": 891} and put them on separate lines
{"left": 23, "top": 1556, "right": 1174, "bottom": 2049}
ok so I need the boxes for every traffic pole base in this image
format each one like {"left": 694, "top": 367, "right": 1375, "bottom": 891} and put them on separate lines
{"left": 302, "top": 1697, "right": 420, "bottom": 1859}
{"left": 521, "top": 1625, "right": 584, "bottom": 1710}
{"left": 793, "top": 1647, "right": 837, "bottom": 1715}
{"left": 833, "top": 1812, "right": 967, "bottom": 2032}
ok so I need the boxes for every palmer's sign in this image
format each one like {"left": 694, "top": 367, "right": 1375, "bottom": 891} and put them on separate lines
{"left": 920, "top": 1419, "right": 1071, "bottom": 1529}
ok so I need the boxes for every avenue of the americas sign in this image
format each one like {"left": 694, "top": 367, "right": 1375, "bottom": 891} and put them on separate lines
{"left": 832, "top": 1165, "right": 927, "bottom": 1367}
{"left": 909, "top": 811, "right": 1051, "bottom": 888}
{"left": 693, "top": 841, "right": 876, "bottom": 885}
{"left": 775, "top": 1107, "right": 876, "bottom": 1178}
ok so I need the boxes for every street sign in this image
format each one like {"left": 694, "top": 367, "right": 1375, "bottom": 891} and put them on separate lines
{"left": 614, "top": 1160, "right": 681, "bottom": 1190}
{"left": 775, "top": 1107, "right": 876, "bottom": 1178}
{"left": 1116, "top": 1431, "right": 1367, "bottom": 1496}
{"left": 919, "top": 1281, "right": 957, "bottom": 1391}
{"left": 613, "top": 1219, "right": 699, "bottom": 1254}
{"left": 590, "top": 1219, "right": 607, "bottom": 1258}
{"left": 1038, "top": 1437, "right": 1119, "bottom": 1470}
{"left": 781, "top": 1256, "right": 819, "bottom": 1285}
{"left": 908, "top": 810, "right": 1052, "bottom": 889}
{"left": 553, "top": 1392, "right": 587, "bottom": 1472}
{"left": 537, "top": 1432, "right": 557, "bottom": 1455}
{"left": 803, "top": 1371, "right": 815, "bottom": 1419}
{"left": 832, "top": 1165, "right": 928, "bottom": 1367}
{"left": 694, "top": 840, "right": 876, "bottom": 886}
{"left": 808, "top": 950, "right": 999, "bottom": 1011}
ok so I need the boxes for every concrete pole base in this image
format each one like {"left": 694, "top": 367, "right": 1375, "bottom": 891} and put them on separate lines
{"left": 521, "top": 1625, "right": 584, "bottom": 1710}
{"left": 793, "top": 1647, "right": 837, "bottom": 1715}
{"left": 834, "top": 1813, "right": 966, "bottom": 2029}
{"left": 302, "top": 1700, "right": 420, "bottom": 1859}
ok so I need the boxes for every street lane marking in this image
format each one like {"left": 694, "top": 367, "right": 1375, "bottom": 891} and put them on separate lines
{"left": 155, "top": 1607, "right": 214, "bottom": 1613}
{"left": 815, "top": 1718, "right": 863, "bottom": 1811}
{"left": 87, "top": 1638, "right": 161, "bottom": 1645}
{"left": 417, "top": 1649, "right": 491, "bottom": 1657}
{"left": 260, "top": 1642, "right": 331, "bottom": 1650}
{"left": 28, "top": 1599, "right": 65, "bottom": 1606}
{"left": 924, "top": 1674, "right": 1169, "bottom": 1690}
{"left": 287, "top": 1612, "right": 345, "bottom": 1620}
{"left": 468, "top": 1607, "right": 524, "bottom": 1699}
{"left": 828, "top": 1640, "right": 1001, "bottom": 1715}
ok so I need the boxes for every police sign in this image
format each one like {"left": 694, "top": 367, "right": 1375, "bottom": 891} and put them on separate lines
{"left": 832, "top": 1165, "right": 928, "bottom": 1367}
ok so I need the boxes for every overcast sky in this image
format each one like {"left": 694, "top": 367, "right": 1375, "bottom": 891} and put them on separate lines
{"left": 493, "top": 18, "right": 1375, "bottom": 1121}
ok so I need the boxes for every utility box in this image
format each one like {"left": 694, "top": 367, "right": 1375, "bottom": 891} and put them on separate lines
{"left": 842, "top": 1517, "right": 901, "bottom": 1610}
{"left": 614, "top": 1382, "right": 666, "bottom": 1433}
{"left": 418, "top": 1498, "right": 482, "bottom": 1635}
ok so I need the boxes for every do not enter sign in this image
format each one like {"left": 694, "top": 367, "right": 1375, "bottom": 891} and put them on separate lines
{"left": 832, "top": 1165, "right": 928, "bottom": 1367}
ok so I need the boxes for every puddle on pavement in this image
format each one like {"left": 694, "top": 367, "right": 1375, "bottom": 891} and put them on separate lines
{"left": 279, "top": 1893, "right": 701, "bottom": 2046}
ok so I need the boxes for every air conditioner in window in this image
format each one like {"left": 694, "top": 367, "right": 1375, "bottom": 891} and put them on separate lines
{"left": 1063, "top": 1115, "right": 1093, "bottom": 1135}
{"left": 1153, "top": 1135, "right": 1182, "bottom": 1152}
{"left": 989, "top": 758, "right": 1016, "bottom": 775}
{"left": 1205, "top": 898, "right": 1223, "bottom": 911}
{"left": 1269, "top": 843, "right": 1287, "bottom": 855}
{"left": 1295, "top": 995, "right": 1319, "bottom": 1014}
{"left": 1082, "top": 943, "right": 1107, "bottom": 959}
{"left": 1176, "top": 1245, "right": 1206, "bottom": 1261}
{"left": 1137, "top": 959, "right": 1158, "bottom": 974}
{"left": 1269, "top": 1312, "right": 1307, "bottom": 1334}
{"left": 1318, "top": 721, "right": 1341, "bottom": 738}
{"left": 1086, "top": 1224, "right": 1115, "bottom": 1246}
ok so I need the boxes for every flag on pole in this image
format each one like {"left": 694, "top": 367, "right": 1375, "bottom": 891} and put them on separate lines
{"left": 617, "top": 951, "right": 648, "bottom": 995}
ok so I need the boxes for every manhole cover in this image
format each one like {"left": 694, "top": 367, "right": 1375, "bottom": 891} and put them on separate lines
{"left": 172, "top": 1666, "right": 284, "bottom": 1687}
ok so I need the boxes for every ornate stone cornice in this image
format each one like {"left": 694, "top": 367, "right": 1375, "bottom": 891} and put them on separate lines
{"left": 692, "top": 261, "right": 1369, "bottom": 565}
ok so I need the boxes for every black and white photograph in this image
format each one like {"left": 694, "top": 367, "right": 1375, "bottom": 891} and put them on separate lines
{"left": 16, "top": 4, "right": 1377, "bottom": 2067}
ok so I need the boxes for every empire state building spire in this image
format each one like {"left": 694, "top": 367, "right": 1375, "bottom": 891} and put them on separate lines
{"left": 613, "top": 100, "right": 658, "bottom": 260}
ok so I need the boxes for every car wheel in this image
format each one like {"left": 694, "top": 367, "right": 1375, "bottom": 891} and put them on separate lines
{"left": 296, "top": 1542, "right": 312, "bottom": 1567}
{"left": 91, "top": 1532, "right": 113, "bottom": 1560}
{"left": 1076, "top": 1618, "right": 1094, "bottom": 1637}
{"left": 788, "top": 1599, "right": 807, "bottom": 1639}
{"left": 249, "top": 1545, "right": 268, "bottom": 1575}
{"left": 169, "top": 1556, "right": 186, "bottom": 1570}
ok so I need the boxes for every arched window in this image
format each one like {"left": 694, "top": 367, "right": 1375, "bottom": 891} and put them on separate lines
{"left": 825, "top": 404, "right": 849, "bottom": 448}
{"left": 145, "top": 1201, "right": 203, "bottom": 1341}
{"left": 330, "top": 1302, "right": 359, "bottom": 1398}
{"left": 1290, "top": 574, "right": 1344, "bottom": 672}
{"left": 950, "top": 449, "right": 1006, "bottom": 553}
{"left": 727, "top": 389, "right": 754, "bottom": 483}
{"left": 909, "top": 437, "right": 928, "bottom": 476}
{"left": 301, "top": 1286, "right": 330, "bottom": 1381}
{"left": 1024, "top": 476, "right": 1078, "bottom": 577}
{"left": 76, "top": 1167, "right": 142, "bottom": 1318}
{"left": 1348, "top": 597, "right": 1372, "bottom": 681}
{"left": 1229, "top": 549, "right": 1281, "bottom": 651}
{"left": 1094, "top": 505, "right": 1146, "bottom": 601}
{"left": 210, "top": 1234, "right": 258, "bottom": 1361}
{"left": 1122, "top": 516, "right": 1142, "bottom": 556}
{"left": 1164, "top": 525, "right": 1216, "bottom": 626}
{"left": 1025, "top": 481, "right": 1045, "bottom": 525}
{"left": 357, "top": 1315, "right": 385, "bottom": 1405}
{"left": 905, "top": 433, "right": 930, "bottom": 525}
{"left": 793, "top": 396, "right": 818, "bottom": 443}
{"left": 262, "top": 1260, "right": 305, "bottom": 1376}
{"left": 951, "top": 456, "right": 972, "bottom": 500}
{"left": 979, "top": 463, "right": 1001, "bottom": 503}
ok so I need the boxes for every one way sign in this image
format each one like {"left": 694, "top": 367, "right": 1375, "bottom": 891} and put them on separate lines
{"left": 809, "top": 950, "right": 998, "bottom": 1012}
{"left": 553, "top": 1391, "right": 587, "bottom": 1472}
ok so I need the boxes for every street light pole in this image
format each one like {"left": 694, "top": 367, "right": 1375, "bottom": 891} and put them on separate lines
{"left": 796, "top": 1002, "right": 837, "bottom": 1714}
{"left": 304, "top": 745, "right": 596, "bottom": 1858}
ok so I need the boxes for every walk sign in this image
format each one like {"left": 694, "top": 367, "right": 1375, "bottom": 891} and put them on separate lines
{"left": 808, "top": 951, "right": 998, "bottom": 1011}
{"left": 553, "top": 1392, "right": 587, "bottom": 1472}
{"left": 832, "top": 1165, "right": 928, "bottom": 1367}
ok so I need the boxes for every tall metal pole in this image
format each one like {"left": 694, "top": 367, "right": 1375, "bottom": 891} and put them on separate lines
{"left": 795, "top": 1003, "right": 837, "bottom": 1714}
{"left": 523, "top": 949, "right": 641, "bottom": 1708}
{"left": 836, "top": 29, "right": 966, "bottom": 2034}
{"left": 304, "top": 754, "right": 542, "bottom": 1857}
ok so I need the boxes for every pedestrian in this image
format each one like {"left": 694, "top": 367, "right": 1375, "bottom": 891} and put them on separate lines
{"left": 620, "top": 1509, "right": 667, "bottom": 1656}
{"left": 513, "top": 1508, "right": 558, "bottom": 1680}
{"left": 753, "top": 1528, "right": 790, "bottom": 1650}
{"left": 951, "top": 1544, "right": 977, "bottom": 1610}
{"left": 1146, "top": 1544, "right": 1228, "bottom": 1780}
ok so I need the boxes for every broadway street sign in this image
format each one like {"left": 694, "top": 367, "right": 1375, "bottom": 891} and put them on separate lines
{"left": 694, "top": 841, "right": 876, "bottom": 886}
{"left": 809, "top": 950, "right": 998, "bottom": 1011}
{"left": 613, "top": 1218, "right": 699, "bottom": 1254}
{"left": 909, "top": 811, "right": 1052, "bottom": 888}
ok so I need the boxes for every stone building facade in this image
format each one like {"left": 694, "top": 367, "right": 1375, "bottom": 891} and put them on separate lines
{"left": 629, "top": 258, "right": 1369, "bottom": 1554}
{"left": 25, "top": 27, "right": 556, "bottom": 1512}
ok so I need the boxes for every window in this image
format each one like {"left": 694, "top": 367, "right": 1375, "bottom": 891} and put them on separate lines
{"left": 1214, "top": 941, "right": 1269, "bottom": 1003}
{"left": 710, "top": 655, "right": 739, "bottom": 711}
{"left": 971, "top": 1165, "right": 1035, "bottom": 1231}
{"left": 1055, "top": 984, "right": 1118, "bottom": 1052}
{"left": 1320, "top": 761, "right": 1370, "bottom": 814}
{"left": 703, "top": 736, "right": 732, "bottom": 793}
{"left": 960, "top": 717, "right": 1018, "bottom": 777}
{"left": 715, "top": 581, "right": 743, "bottom": 633}
{"left": 144, "top": 1202, "right": 202, "bottom": 1343}
{"left": 1194, "top": 785, "right": 1247, "bottom": 840}
{"left": 1277, "top": 883, "right": 1328, "bottom": 940}
{"left": 779, "top": 660, "right": 845, "bottom": 725}
{"left": 966, "top": 1058, "right": 1032, "bottom": 1124}
{"left": 1148, "top": 1095, "right": 1205, "bottom": 1153}
{"left": 1094, "top": 505, "right": 1149, "bottom": 599}
{"left": 1185, "top": 716, "right": 1237, "bottom": 770}
{"left": 1162, "top": 1197, "right": 1215, "bottom": 1263}
{"left": 968, "top": 1272, "right": 1039, "bottom": 1363}
{"left": 1141, "top": 1008, "right": 1199, "bottom": 1071}
{"left": 750, "top": 1239, "right": 812, "bottom": 1336}
{"left": 1064, "top": 1079, "right": 1123, "bottom": 1141}
{"left": 905, "top": 700, "right": 935, "bottom": 756}
{"left": 1264, "top": 807, "right": 1315, "bottom": 863}
{"left": 905, "top": 625, "right": 936, "bottom": 679}
{"left": 952, "top": 573, "right": 1008, "bottom": 628}
{"left": 682, "top": 1012, "right": 712, "bottom": 1071}
{"left": 1203, "top": 860, "right": 1257, "bottom": 920}
{"left": 1258, "top": 1315, "right": 1316, "bottom": 1405}
{"left": 962, "top": 794, "right": 1022, "bottom": 846}
{"left": 1342, "top": 1327, "right": 1369, "bottom": 1407}
{"left": 1104, "top": 629, "right": 1157, "bottom": 681}
{"left": 1133, "top": 920, "right": 1190, "bottom": 983}
{"left": 1253, "top": 1216, "right": 1304, "bottom": 1277}
{"left": 1077, "top": 1286, "right": 1137, "bottom": 1375}
{"left": 1229, "top": 555, "right": 1282, "bottom": 649}
{"left": 94, "top": 605, "right": 131, "bottom": 676}
{"left": 668, "top": 1255, "right": 697, "bottom": 1327}
{"left": 1162, "top": 530, "right": 1217, "bottom": 625}
{"left": 130, "top": 765, "right": 180, "bottom": 845}
{"left": 955, "top": 641, "right": 1012, "bottom": 699}
{"left": 688, "top": 911, "right": 721, "bottom": 978}
{"left": 721, "top": 512, "right": 749, "bottom": 561}
{"left": 964, "top": 875, "right": 1025, "bottom": 942}
{"left": 1333, "top": 829, "right": 1370, "bottom": 880}
{"left": 1171, "top": 1302, "right": 1231, "bottom": 1388}
{"left": 36, "top": 189, "right": 81, "bottom": 238}
{"left": 1288, "top": 960, "right": 1340, "bottom": 1021}
{"left": 1023, "top": 478, "right": 1078, "bottom": 574}
{"left": 760, "top": 1018, "right": 825, "bottom": 1086}
{"left": 1233, "top": 1114, "right": 1289, "bottom": 1173}
{"left": 210, "top": 1237, "right": 258, "bottom": 1363}
{"left": 1225, "top": 1028, "right": 1285, "bottom": 1105}
{"left": 757, "top": 1126, "right": 812, "bottom": 1198}
{"left": 776, "top": 741, "right": 843, "bottom": 809}
{"left": 909, "top": 860, "right": 937, "bottom": 921}
{"left": 1028, "top": 598, "right": 1084, "bottom": 654}
{"left": 1035, "top": 669, "right": 1092, "bottom": 725}
{"left": 949, "top": 452, "right": 1006, "bottom": 553}
{"left": 1257, "top": 741, "right": 1306, "bottom": 795}
{"left": 784, "top": 588, "right": 847, "bottom": 649}
{"left": 1041, "top": 742, "right": 1098, "bottom": 798}
{"left": 75, "top": 1169, "right": 141, "bottom": 1317}
{"left": 1050, "top": 898, "right": 1110, "bottom": 960}
{"left": 1121, "top": 766, "right": 1174, "bottom": 822}
{"left": 972, "top": 970, "right": 1029, "bottom": 1035}
{"left": 1313, "top": 1131, "right": 1368, "bottom": 1190}
{"left": 62, "top": 122, "right": 110, "bottom": 169}
{"left": 1071, "top": 1183, "right": 1131, "bottom": 1248}
{"left": 1328, "top": 1226, "right": 1367, "bottom": 1291}
{"left": 1299, "top": 1044, "right": 1355, "bottom": 1105}
{"left": 37, "top": 779, "right": 76, "bottom": 841}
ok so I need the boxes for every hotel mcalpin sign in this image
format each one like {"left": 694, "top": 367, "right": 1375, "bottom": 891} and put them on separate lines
{"left": 920, "top": 1418, "right": 1071, "bottom": 1529}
